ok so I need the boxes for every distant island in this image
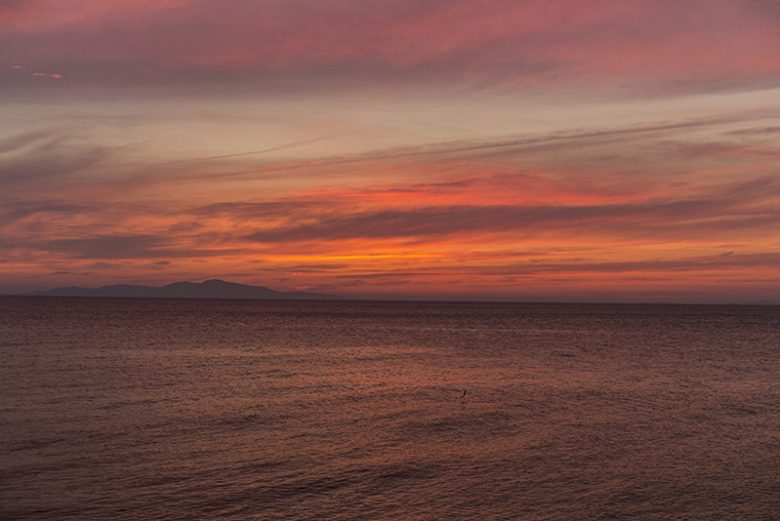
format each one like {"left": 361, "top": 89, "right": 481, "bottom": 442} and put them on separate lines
{"left": 31, "top": 279, "right": 341, "bottom": 301}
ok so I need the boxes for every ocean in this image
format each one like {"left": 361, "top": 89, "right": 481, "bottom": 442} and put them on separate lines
{"left": 1, "top": 297, "right": 778, "bottom": 520}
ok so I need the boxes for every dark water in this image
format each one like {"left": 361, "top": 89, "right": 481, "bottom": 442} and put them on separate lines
{"left": 1, "top": 297, "right": 779, "bottom": 520}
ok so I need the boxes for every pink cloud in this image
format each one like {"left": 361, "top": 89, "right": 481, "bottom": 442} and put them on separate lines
{"left": 31, "top": 71, "right": 63, "bottom": 79}
{"left": 1, "top": 0, "right": 777, "bottom": 93}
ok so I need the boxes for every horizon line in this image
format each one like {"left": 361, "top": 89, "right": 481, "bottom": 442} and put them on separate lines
{"left": 3, "top": 293, "right": 777, "bottom": 307}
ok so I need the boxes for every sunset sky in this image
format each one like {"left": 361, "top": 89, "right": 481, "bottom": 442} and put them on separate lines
{"left": 1, "top": 0, "right": 779, "bottom": 302}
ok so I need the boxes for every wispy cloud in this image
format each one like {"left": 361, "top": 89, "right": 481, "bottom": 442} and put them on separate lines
{"left": 41, "top": 234, "right": 248, "bottom": 259}
{"left": 2, "top": 0, "right": 778, "bottom": 94}
{"left": 242, "top": 192, "right": 779, "bottom": 244}
{"left": 0, "top": 135, "right": 109, "bottom": 192}
{"left": 31, "top": 71, "right": 63, "bottom": 79}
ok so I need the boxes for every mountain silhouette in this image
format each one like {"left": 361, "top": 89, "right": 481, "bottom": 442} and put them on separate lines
{"left": 33, "top": 279, "right": 340, "bottom": 300}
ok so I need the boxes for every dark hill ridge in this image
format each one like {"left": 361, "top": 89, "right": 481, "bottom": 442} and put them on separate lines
{"left": 33, "top": 279, "right": 340, "bottom": 300}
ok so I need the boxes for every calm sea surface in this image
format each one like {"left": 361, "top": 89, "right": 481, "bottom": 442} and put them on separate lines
{"left": 1, "top": 297, "right": 779, "bottom": 520}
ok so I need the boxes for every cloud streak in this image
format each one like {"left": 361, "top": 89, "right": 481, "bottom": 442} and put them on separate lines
{"left": 2, "top": 0, "right": 778, "bottom": 95}
{"left": 242, "top": 191, "right": 779, "bottom": 244}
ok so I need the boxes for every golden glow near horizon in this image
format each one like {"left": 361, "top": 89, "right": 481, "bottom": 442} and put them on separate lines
{"left": 1, "top": 0, "right": 779, "bottom": 301}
